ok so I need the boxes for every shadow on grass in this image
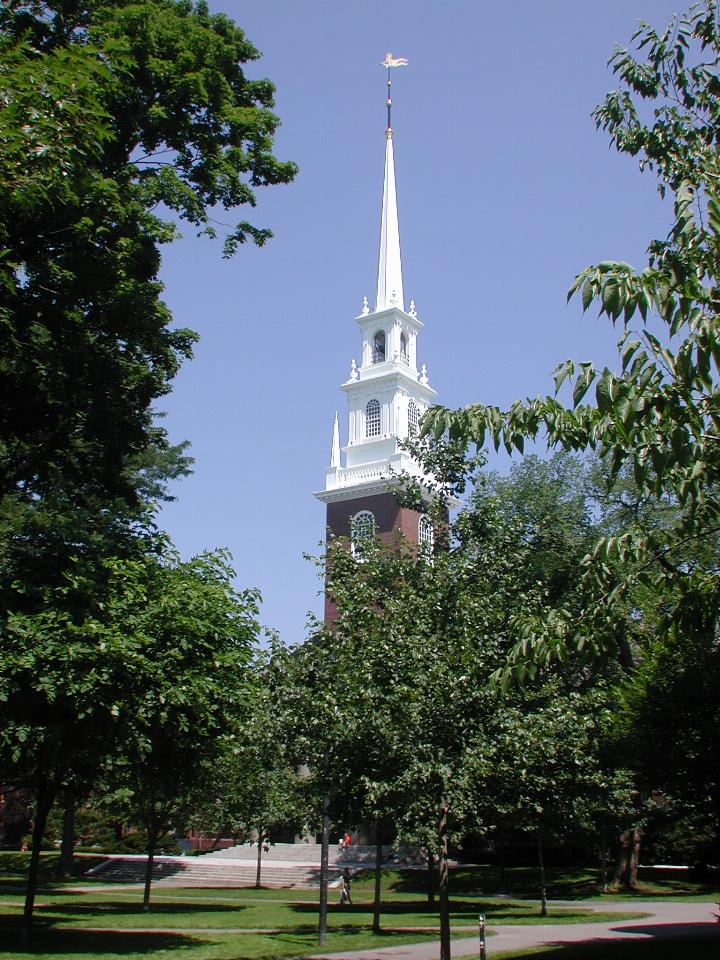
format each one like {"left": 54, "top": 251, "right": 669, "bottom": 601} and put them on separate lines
{"left": 290, "top": 898, "right": 542, "bottom": 919}
{"left": 391, "top": 867, "right": 600, "bottom": 902}
{"left": 31, "top": 900, "right": 248, "bottom": 917}
{"left": 391, "top": 865, "right": 718, "bottom": 903}
{"left": 488, "top": 929, "right": 720, "bottom": 960}
{"left": 0, "top": 927, "right": 204, "bottom": 955}
{"left": 0, "top": 853, "right": 106, "bottom": 883}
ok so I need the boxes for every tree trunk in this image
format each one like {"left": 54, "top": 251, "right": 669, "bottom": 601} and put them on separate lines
{"left": 598, "top": 830, "right": 609, "bottom": 894}
{"left": 255, "top": 826, "right": 264, "bottom": 889}
{"left": 22, "top": 785, "right": 55, "bottom": 943}
{"left": 58, "top": 792, "right": 75, "bottom": 878}
{"left": 318, "top": 793, "right": 330, "bottom": 944}
{"left": 615, "top": 828, "right": 641, "bottom": 890}
{"left": 372, "top": 833, "right": 382, "bottom": 933}
{"left": 498, "top": 831, "right": 506, "bottom": 890}
{"left": 143, "top": 827, "right": 160, "bottom": 911}
{"left": 438, "top": 804, "right": 451, "bottom": 960}
{"left": 538, "top": 826, "right": 547, "bottom": 917}
{"left": 427, "top": 848, "right": 435, "bottom": 906}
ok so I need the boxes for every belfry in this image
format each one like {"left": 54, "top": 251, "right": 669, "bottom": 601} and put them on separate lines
{"left": 315, "top": 57, "right": 437, "bottom": 618}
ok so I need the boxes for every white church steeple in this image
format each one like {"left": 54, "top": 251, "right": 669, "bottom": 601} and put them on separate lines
{"left": 375, "top": 128, "right": 403, "bottom": 312}
{"left": 316, "top": 57, "right": 436, "bottom": 505}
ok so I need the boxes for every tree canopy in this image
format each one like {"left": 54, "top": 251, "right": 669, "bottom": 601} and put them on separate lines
{"left": 0, "top": 1, "right": 294, "bottom": 935}
{"left": 1, "top": 0, "right": 297, "bottom": 511}
{"left": 422, "top": 0, "right": 720, "bottom": 674}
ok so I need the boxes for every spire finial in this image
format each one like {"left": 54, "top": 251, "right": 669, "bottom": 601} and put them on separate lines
{"left": 381, "top": 52, "right": 408, "bottom": 133}
{"left": 330, "top": 412, "right": 341, "bottom": 468}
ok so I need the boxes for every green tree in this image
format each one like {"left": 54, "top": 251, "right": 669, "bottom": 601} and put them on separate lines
{"left": 485, "top": 454, "right": 595, "bottom": 605}
{"left": 423, "top": 1, "right": 720, "bottom": 675}
{"left": 0, "top": 3, "right": 292, "bottom": 933}
{"left": 0, "top": 0, "right": 294, "bottom": 715}
{"left": 0, "top": 546, "right": 260, "bottom": 932}
{"left": 614, "top": 622, "right": 720, "bottom": 868}
{"left": 402, "top": 441, "right": 684, "bottom": 884}
{"left": 1, "top": 0, "right": 296, "bottom": 511}
{"left": 105, "top": 550, "right": 260, "bottom": 910}
{"left": 189, "top": 671, "right": 307, "bottom": 889}
{"left": 469, "top": 688, "right": 636, "bottom": 909}
{"left": 274, "top": 486, "right": 551, "bottom": 958}
{"left": 268, "top": 578, "right": 413, "bottom": 941}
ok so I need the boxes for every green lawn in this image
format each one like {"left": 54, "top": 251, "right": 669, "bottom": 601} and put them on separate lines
{"left": 400, "top": 863, "right": 720, "bottom": 901}
{"left": 481, "top": 938, "right": 720, "bottom": 960}
{"left": 0, "top": 887, "right": 648, "bottom": 930}
{"left": 2, "top": 854, "right": 716, "bottom": 902}
{"left": 0, "top": 854, "right": 713, "bottom": 960}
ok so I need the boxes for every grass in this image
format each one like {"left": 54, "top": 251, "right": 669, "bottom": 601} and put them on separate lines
{"left": 401, "top": 863, "right": 720, "bottom": 901}
{"left": 2, "top": 854, "right": 717, "bottom": 901}
{"left": 0, "top": 854, "right": 714, "bottom": 960}
{"left": 0, "top": 852, "right": 107, "bottom": 889}
{"left": 0, "top": 887, "right": 649, "bottom": 930}
{"left": 0, "top": 926, "right": 434, "bottom": 960}
{"left": 477, "top": 938, "right": 720, "bottom": 960}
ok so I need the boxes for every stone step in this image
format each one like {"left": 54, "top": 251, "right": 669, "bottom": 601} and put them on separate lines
{"left": 87, "top": 856, "right": 346, "bottom": 889}
{"left": 206, "top": 842, "right": 423, "bottom": 866}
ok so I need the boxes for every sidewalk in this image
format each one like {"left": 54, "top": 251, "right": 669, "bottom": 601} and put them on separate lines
{"left": 305, "top": 900, "right": 719, "bottom": 960}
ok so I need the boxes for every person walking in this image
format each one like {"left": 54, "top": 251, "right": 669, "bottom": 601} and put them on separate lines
{"left": 340, "top": 867, "right": 353, "bottom": 905}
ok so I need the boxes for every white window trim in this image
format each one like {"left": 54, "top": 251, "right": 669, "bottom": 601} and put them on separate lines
{"left": 418, "top": 515, "right": 434, "bottom": 558}
{"left": 351, "top": 510, "right": 376, "bottom": 557}
{"left": 408, "top": 400, "right": 419, "bottom": 438}
{"left": 366, "top": 398, "right": 381, "bottom": 438}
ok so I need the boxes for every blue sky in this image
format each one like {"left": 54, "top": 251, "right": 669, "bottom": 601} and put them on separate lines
{"left": 157, "top": 0, "right": 683, "bottom": 643}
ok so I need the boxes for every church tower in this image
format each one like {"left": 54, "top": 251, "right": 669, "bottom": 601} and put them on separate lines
{"left": 315, "top": 60, "right": 437, "bottom": 618}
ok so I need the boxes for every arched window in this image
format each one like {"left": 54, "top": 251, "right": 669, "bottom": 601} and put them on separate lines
{"left": 366, "top": 399, "right": 380, "bottom": 437}
{"left": 408, "top": 400, "right": 419, "bottom": 438}
{"left": 418, "top": 516, "right": 434, "bottom": 558}
{"left": 352, "top": 510, "right": 376, "bottom": 557}
{"left": 373, "top": 330, "right": 386, "bottom": 363}
{"left": 400, "top": 332, "right": 409, "bottom": 364}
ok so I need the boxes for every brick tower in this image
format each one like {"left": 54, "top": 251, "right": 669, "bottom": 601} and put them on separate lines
{"left": 315, "top": 59, "right": 437, "bottom": 619}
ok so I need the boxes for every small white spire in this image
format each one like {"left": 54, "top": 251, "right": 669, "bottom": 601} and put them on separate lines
{"left": 330, "top": 412, "right": 340, "bottom": 468}
{"left": 420, "top": 363, "right": 429, "bottom": 385}
{"left": 375, "top": 128, "right": 404, "bottom": 312}
{"left": 409, "top": 299, "right": 417, "bottom": 318}
{"left": 349, "top": 358, "right": 358, "bottom": 381}
{"left": 361, "top": 296, "right": 369, "bottom": 316}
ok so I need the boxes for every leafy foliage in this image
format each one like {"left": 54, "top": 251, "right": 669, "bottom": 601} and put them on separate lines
{"left": 0, "top": 0, "right": 292, "bottom": 931}
{"left": 422, "top": 1, "right": 720, "bottom": 673}
{"left": 0, "top": 0, "right": 297, "bottom": 509}
{"left": 0, "top": 543, "right": 261, "bottom": 917}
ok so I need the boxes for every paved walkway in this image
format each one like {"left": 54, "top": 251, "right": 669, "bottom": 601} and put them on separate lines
{"left": 305, "top": 900, "right": 719, "bottom": 960}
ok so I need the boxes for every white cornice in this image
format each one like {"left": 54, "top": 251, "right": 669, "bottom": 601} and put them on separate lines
{"left": 355, "top": 305, "right": 423, "bottom": 332}
{"left": 314, "top": 473, "right": 433, "bottom": 505}
{"left": 341, "top": 370, "right": 437, "bottom": 400}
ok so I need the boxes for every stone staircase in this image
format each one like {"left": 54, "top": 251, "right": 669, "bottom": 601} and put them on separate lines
{"left": 206, "top": 842, "right": 423, "bottom": 866}
{"left": 87, "top": 853, "right": 345, "bottom": 888}
{"left": 86, "top": 842, "right": 425, "bottom": 888}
